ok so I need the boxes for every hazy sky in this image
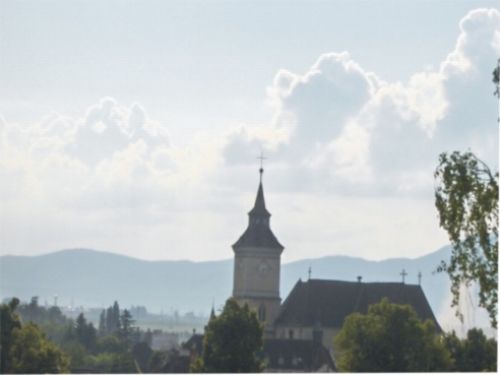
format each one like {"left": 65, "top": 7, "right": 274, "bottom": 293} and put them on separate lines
{"left": 1, "top": 1, "right": 499, "bottom": 262}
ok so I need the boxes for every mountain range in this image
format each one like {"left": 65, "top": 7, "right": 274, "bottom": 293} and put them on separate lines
{"left": 0, "top": 246, "right": 453, "bottom": 321}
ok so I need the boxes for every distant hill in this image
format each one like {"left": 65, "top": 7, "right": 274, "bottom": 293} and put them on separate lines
{"left": 0, "top": 247, "right": 452, "bottom": 321}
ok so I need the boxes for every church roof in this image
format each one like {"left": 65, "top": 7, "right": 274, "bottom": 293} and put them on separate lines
{"left": 274, "top": 279, "right": 441, "bottom": 330}
{"left": 248, "top": 182, "right": 271, "bottom": 217}
{"left": 182, "top": 333, "right": 203, "bottom": 353}
{"left": 232, "top": 172, "right": 284, "bottom": 251}
{"left": 232, "top": 219, "right": 284, "bottom": 249}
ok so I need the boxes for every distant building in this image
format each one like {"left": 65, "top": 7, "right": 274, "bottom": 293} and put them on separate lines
{"left": 151, "top": 331, "right": 180, "bottom": 351}
{"left": 232, "top": 165, "right": 284, "bottom": 335}
{"left": 263, "top": 338, "right": 336, "bottom": 372}
{"left": 183, "top": 164, "right": 441, "bottom": 372}
{"left": 273, "top": 278, "right": 440, "bottom": 361}
{"left": 230, "top": 165, "right": 440, "bottom": 368}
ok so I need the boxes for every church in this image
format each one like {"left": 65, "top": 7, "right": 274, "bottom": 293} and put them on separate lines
{"left": 230, "top": 164, "right": 440, "bottom": 370}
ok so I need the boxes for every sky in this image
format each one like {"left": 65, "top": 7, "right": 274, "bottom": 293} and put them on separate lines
{"left": 0, "top": 0, "right": 499, "bottom": 263}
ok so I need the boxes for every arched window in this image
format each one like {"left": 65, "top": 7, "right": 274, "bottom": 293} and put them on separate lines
{"left": 258, "top": 304, "right": 266, "bottom": 321}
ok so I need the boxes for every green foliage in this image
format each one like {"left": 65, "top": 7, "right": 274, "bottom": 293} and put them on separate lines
{"left": 131, "top": 341, "right": 154, "bottom": 372}
{"left": 17, "top": 297, "right": 70, "bottom": 327}
{"left": 85, "top": 352, "right": 117, "bottom": 373}
{"left": 9, "top": 323, "right": 70, "bottom": 373}
{"left": 0, "top": 298, "right": 21, "bottom": 372}
{"left": 75, "top": 312, "right": 97, "bottom": 351}
{"left": 16, "top": 297, "right": 73, "bottom": 345}
{"left": 119, "top": 309, "right": 135, "bottom": 342}
{"left": 99, "top": 309, "right": 106, "bottom": 333}
{"left": 100, "top": 301, "right": 124, "bottom": 336}
{"left": 81, "top": 351, "right": 136, "bottom": 373}
{"left": 335, "top": 298, "right": 451, "bottom": 372}
{"left": 434, "top": 151, "right": 498, "bottom": 327}
{"left": 96, "top": 334, "right": 128, "bottom": 354}
{"left": 62, "top": 340, "right": 88, "bottom": 369}
{"left": 2, "top": 297, "right": 157, "bottom": 373}
{"left": 443, "top": 329, "right": 497, "bottom": 371}
{"left": 191, "top": 298, "right": 264, "bottom": 373}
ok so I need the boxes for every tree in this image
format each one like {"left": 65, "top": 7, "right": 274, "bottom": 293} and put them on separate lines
{"left": 461, "top": 328, "right": 497, "bottom": 371}
{"left": 75, "top": 313, "right": 97, "bottom": 351}
{"left": 335, "top": 298, "right": 451, "bottom": 372}
{"left": 112, "top": 301, "right": 121, "bottom": 332}
{"left": 443, "top": 329, "right": 497, "bottom": 371}
{"left": 9, "top": 323, "right": 70, "bottom": 373}
{"left": 191, "top": 298, "right": 264, "bottom": 373}
{"left": 96, "top": 335, "right": 127, "bottom": 354}
{"left": 434, "top": 151, "right": 498, "bottom": 327}
{"left": 131, "top": 341, "right": 153, "bottom": 372}
{"left": 119, "top": 309, "right": 135, "bottom": 343}
{"left": 98, "top": 309, "right": 106, "bottom": 334}
{"left": 106, "top": 306, "right": 114, "bottom": 334}
{"left": 0, "top": 298, "right": 21, "bottom": 372}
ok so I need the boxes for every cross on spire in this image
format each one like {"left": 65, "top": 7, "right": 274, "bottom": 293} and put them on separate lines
{"left": 418, "top": 271, "right": 422, "bottom": 285}
{"left": 257, "top": 150, "right": 267, "bottom": 182}
{"left": 308, "top": 266, "right": 312, "bottom": 280}
{"left": 400, "top": 269, "right": 408, "bottom": 284}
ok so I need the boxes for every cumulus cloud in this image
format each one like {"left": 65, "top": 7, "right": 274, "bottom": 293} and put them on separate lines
{"left": 223, "top": 8, "right": 499, "bottom": 196}
{"left": 66, "top": 97, "right": 170, "bottom": 165}
{"left": 272, "top": 52, "right": 380, "bottom": 151}
{"left": 1, "top": 98, "right": 181, "bottom": 216}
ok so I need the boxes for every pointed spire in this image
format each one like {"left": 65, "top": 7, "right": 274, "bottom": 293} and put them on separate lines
{"left": 209, "top": 306, "right": 216, "bottom": 321}
{"left": 249, "top": 151, "right": 270, "bottom": 217}
{"left": 249, "top": 181, "right": 270, "bottom": 217}
{"left": 232, "top": 157, "right": 284, "bottom": 251}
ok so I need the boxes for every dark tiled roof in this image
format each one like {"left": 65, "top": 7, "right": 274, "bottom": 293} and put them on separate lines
{"left": 262, "top": 338, "right": 336, "bottom": 372}
{"left": 180, "top": 334, "right": 335, "bottom": 372}
{"left": 182, "top": 333, "right": 203, "bottom": 353}
{"left": 233, "top": 222, "right": 284, "bottom": 250}
{"left": 275, "top": 279, "right": 441, "bottom": 330}
{"left": 233, "top": 181, "right": 284, "bottom": 250}
{"left": 249, "top": 182, "right": 271, "bottom": 217}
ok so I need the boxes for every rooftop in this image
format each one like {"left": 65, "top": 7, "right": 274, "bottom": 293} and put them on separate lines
{"left": 275, "top": 278, "right": 441, "bottom": 330}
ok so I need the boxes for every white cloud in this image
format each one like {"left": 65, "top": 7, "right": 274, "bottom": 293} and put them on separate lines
{"left": 223, "top": 8, "right": 499, "bottom": 197}
{"left": 1, "top": 8, "right": 498, "bottom": 262}
{"left": 65, "top": 97, "right": 170, "bottom": 165}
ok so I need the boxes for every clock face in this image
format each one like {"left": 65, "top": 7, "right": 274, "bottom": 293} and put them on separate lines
{"left": 258, "top": 261, "right": 270, "bottom": 274}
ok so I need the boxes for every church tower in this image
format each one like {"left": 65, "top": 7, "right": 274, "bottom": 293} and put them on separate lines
{"left": 232, "top": 164, "right": 284, "bottom": 335}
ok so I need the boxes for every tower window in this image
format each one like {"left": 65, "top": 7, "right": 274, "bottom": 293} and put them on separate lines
{"left": 288, "top": 329, "right": 294, "bottom": 339}
{"left": 258, "top": 304, "right": 266, "bottom": 321}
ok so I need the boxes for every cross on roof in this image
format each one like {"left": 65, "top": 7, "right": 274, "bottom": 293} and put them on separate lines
{"left": 400, "top": 269, "right": 408, "bottom": 284}
{"left": 257, "top": 150, "right": 267, "bottom": 182}
{"left": 308, "top": 266, "right": 312, "bottom": 280}
{"left": 257, "top": 150, "right": 267, "bottom": 169}
{"left": 418, "top": 271, "right": 422, "bottom": 285}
